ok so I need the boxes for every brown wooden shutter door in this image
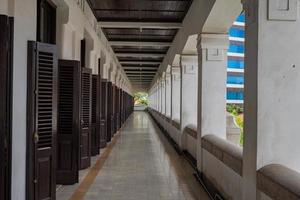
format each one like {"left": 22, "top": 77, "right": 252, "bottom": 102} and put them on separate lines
{"left": 91, "top": 75, "right": 100, "bottom": 156}
{"left": 27, "top": 41, "right": 58, "bottom": 200}
{"left": 106, "top": 82, "right": 113, "bottom": 142}
{"left": 80, "top": 67, "right": 92, "bottom": 169}
{"left": 115, "top": 87, "right": 120, "bottom": 131}
{"left": 0, "top": 14, "right": 13, "bottom": 200}
{"left": 100, "top": 80, "right": 108, "bottom": 147}
{"left": 57, "top": 60, "right": 81, "bottom": 185}
{"left": 112, "top": 85, "right": 116, "bottom": 135}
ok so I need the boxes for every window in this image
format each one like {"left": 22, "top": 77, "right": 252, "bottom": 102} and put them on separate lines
{"left": 37, "top": 0, "right": 57, "bottom": 44}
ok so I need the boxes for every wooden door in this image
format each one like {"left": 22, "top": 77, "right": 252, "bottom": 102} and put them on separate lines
{"left": 27, "top": 41, "right": 58, "bottom": 200}
{"left": 100, "top": 80, "right": 107, "bottom": 147}
{"left": 57, "top": 60, "right": 80, "bottom": 185}
{"left": 106, "top": 82, "right": 113, "bottom": 142}
{"left": 122, "top": 91, "right": 125, "bottom": 124}
{"left": 112, "top": 85, "right": 116, "bottom": 135}
{"left": 115, "top": 87, "right": 119, "bottom": 131}
{"left": 91, "top": 75, "right": 100, "bottom": 156}
{"left": 0, "top": 14, "right": 13, "bottom": 200}
{"left": 120, "top": 90, "right": 123, "bottom": 126}
{"left": 80, "top": 68, "right": 92, "bottom": 169}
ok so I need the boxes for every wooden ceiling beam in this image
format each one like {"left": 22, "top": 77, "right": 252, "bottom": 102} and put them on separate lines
{"left": 99, "top": 22, "right": 182, "bottom": 29}
{"left": 110, "top": 41, "right": 171, "bottom": 47}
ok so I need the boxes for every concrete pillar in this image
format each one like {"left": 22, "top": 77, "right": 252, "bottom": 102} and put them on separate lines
{"left": 197, "top": 33, "right": 229, "bottom": 170}
{"left": 157, "top": 81, "right": 161, "bottom": 112}
{"left": 159, "top": 80, "right": 163, "bottom": 113}
{"left": 243, "top": 1, "right": 300, "bottom": 199}
{"left": 161, "top": 76, "right": 166, "bottom": 115}
{"left": 165, "top": 72, "right": 171, "bottom": 117}
{"left": 155, "top": 83, "right": 159, "bottom": 111}
{"left": 171, "top": 66, "right": 181, "bottom": 121}
{"left": 180, "top": 55, "right": 198, "bottom": 150}
{"left": 181, "top": 55, "right": 198, "bottom": 129}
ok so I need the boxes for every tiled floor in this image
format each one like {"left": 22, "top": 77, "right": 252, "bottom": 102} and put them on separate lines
{"left": 57, "top": 112, "right": 210, "bottom": 200}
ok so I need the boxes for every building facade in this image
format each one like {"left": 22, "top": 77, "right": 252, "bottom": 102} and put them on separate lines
{"left": 227, "top": 13, "right": 245, "bottom": 104}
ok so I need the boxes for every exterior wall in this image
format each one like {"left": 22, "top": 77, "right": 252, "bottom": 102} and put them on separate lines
{"left": 11, "top": 0, "right": 37, "bottom": 198}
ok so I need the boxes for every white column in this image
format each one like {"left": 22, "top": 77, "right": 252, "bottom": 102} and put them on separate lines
{"left": 165, "top": 72, "right": 172, "bottom": 117}
{"left": 158, "top": 81, "right": 161, "bottom": 112}
{"left": 197, "top": 33, "right": 229, "bottom": 169}
{"left": 161, "top": 76, "right": 166, "bottom": 115}
{"left": 181, "top": 55, "right": 198, "bottom": 130}
{"left": 171, "top": 67, "right": 181, "bottom": 121}
{"left": 243, "top": 1, "right": 300, "bottom": 199}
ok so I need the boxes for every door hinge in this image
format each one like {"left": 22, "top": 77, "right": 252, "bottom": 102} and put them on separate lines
{"left": 33, "top": 132, "right": 39, "bottom": 143}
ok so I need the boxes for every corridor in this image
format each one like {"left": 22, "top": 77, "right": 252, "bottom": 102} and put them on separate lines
{"left": 58, "top": 112, "right": 209, "bottom": 200}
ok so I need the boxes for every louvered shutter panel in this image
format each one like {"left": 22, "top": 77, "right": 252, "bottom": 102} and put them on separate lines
{"left": 0, "top": 14, "right": 13, "bottom": 200}
{"left": 120, "top": 90, "right": 123, "bottom": 126}
{"left": 91, "top": 75, "right": 100, "bottom": 156}
{"left": 115, "top": 87, "right": 119, "bottom": 131}
{"left": 97, "top": 73, "right": 101, "bottom": 150}
{"left": 100, "top": 80, "right": 107, "bottom": 147}
{"left": 27, "top": 41, "right": 58, "bottom": 200}
{"left": 122, "top": 90, "right": 125, "bottom": 124}
{"left": 106, "top": 82, "right": 113, "bottom": 142}
{"left": 112, "top": 85, "right": 116, "bottom": 135}
{"left": 57, "top": 60, "right": 80, "bottom": 185}
{"left": 80, "top": 68, "right": 92, "bottom": 169}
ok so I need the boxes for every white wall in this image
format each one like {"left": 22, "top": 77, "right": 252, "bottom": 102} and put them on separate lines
{"left": 10, "top": 0, "right": 36, "bottom": 199}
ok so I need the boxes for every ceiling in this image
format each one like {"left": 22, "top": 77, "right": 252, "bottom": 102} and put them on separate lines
{"left": 87, "top": 0, "right": 193, "bottom": 89}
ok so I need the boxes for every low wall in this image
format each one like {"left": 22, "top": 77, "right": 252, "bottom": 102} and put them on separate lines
{"left": 257, "top": 164, "right": 300, "bottom": 200}
{"left": 148, "top": 108, "right": 181, "bottom": 148}
{"left": 202, "top": 134, "right": 243, "bottom": 199}
{"left": 183, "top": 125, "right": 197, "bottom": 159}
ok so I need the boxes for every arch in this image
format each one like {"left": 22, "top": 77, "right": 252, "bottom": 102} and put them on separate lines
{"left": 202, "top": 0, "right": 242, "bottom": 34}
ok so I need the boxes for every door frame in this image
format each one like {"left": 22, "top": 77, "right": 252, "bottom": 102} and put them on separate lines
{"left": 0, "top": 14, "right": 13, "bottom": 200}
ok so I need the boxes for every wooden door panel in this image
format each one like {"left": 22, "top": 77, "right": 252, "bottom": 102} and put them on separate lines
{"left": 106, "top": 82, "right": 112, "bottom": 142}
{"left": 90, "top": 125, "right": 98, "bottom": 156}
{"left": 37, "top": 149, "right": 52, "bottom": 200}
{"left": 91, "top": 75, "right": 100, "bottom": 156}
{"left": 57, "top": 60, "right": 80, "bottom": 184}
{"left": 80, "top": 128, "right": 90, "bottom": 169}
{"left": 112, "top": 85, "right": 116, "bottom": 135}
{"left": 100, "top": 80, "right": 107, "bottom": 147}
{"left": 80, "top": 68, "right": 91, "bottom": 169}
{"left": 27, "top": 41, "right": 58, "bottom": 200}
{"left": 0, "top": 14, "right": 13, "bottom": 200}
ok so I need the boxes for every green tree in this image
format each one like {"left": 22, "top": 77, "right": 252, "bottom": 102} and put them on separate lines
{"left": 134, "top": 92, "right": 149, "bottom": 106}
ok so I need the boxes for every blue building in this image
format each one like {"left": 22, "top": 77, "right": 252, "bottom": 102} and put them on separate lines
{"left": 227, "top": 13, "right": 245, "bottom": 104}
